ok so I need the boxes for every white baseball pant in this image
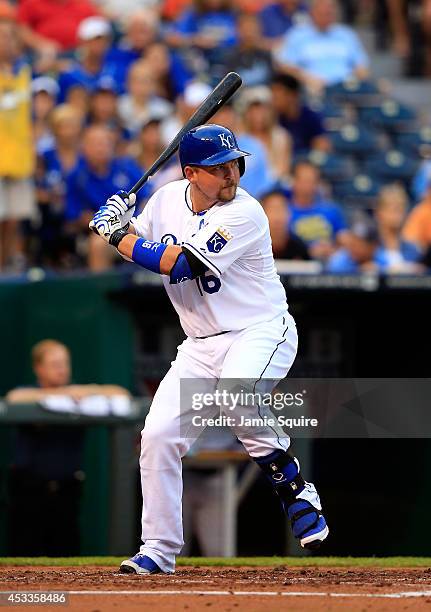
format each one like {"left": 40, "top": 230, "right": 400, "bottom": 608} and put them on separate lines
{"left": 138, "top": 310, "right": 298, "bottom": 572}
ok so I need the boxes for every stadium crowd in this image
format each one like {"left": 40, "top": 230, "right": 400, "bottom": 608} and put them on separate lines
{"left": 1, "top": 0, "right": 431, "bottom": 275}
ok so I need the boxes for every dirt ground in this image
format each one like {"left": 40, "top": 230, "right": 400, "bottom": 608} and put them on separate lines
{"left": 1, "top": 566, "right": 431, "bottom": 611}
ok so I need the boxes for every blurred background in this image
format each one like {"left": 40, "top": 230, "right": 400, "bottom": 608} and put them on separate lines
{"left": 0, "top": 0, "right": 431, "bottom": 559}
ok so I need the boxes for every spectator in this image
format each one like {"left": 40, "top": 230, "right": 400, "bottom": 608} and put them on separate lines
{"left": 261, "top": 189, "right": 310, "bottom": 259}
{"left": 106, "top": 9, "right": 160, "bottom": 94}
{"left": 213, "top": 102, "right": 275, "bottom": 199}
{"left": 32, "top": 76, "right": 60, "bottom": 154}
{"left": 129, "top": 117, "right": 182, "bottom": 194}
{"left": 65, "top": 125, "right": 145, "bottom": 270}
{"left": 275, "top": 0, "right": 369, "bottom": 94}
{"left": 287, "top": 160, "right": 348, "bottom": 260}
{"left": 161, "top": 80, "right": 212, "bottom": 144}
{"left": 87, "top": 76, "right": 126, "bottom": 151}
{"left": 374, "top": 184, "right": 422, "bottom": 273}
{"left": 224, "top": 12, "right": 273, "bottom": 87}
{"left": 271, "top": 73, "right": 330, "bottom": 153}
{"left": 162, "top": 0, "right": 192, "bottom": 22}
{"left": 35, "top": 104, "right": 84, "bottom": 269}
{"left": 236, "top": 86, "right": 292, "bottom": 179}
{"left": 326, "top": 217, "right": 380, "bottom": 273}
{"left": 58, "top": 16, "right": 116, "bottom": 104}
{"left": 411, "top": 158, "right": 431, "bottom": 203}
{"left": 88, "top": 77, "right": 118, "bottom": 126}
{"left": 142, "top": 42, "right": 191, "bottom": 101}
{"left": 386, "top": 0, "right": 431, "bottom": 77}
{"left": 402, "top": 180, "right": 431, "bottom": 252}
{"left": 118, "top": 59, "right": 173, "bottom": 136}
{"left": 0, "top": 17, "right": 35, "bottom": 271}
{"left": 259, "top": 0, "right": 308, "bottom": 46}
{"left": 6, "top": 339, "right": 129, "bottom": 556}
{"left": 165, "top": 0, "right": 238, "bottom": 77}
{"left": 93, "top": 0, "right": 161, "bottom": 26}
{"left": 17, "top": 0, "right": 99, "bottom": 53}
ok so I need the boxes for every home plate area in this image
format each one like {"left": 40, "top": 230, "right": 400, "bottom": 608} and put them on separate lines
{"left": 1, "top": 565, "right": 431, "bottom": 611}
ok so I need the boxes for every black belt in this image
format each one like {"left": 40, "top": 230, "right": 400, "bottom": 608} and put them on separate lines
{"left": 195, "top": 330, "right": 231, "bottom": 340}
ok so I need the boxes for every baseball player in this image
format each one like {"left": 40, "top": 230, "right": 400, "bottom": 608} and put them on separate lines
{"left": 89, "top": 124, "right": 329, "bottom": 574}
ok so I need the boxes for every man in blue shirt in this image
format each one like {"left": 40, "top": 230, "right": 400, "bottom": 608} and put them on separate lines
{"left": 275, "top": 0, "right": 369, "bottom": 93}
{"left": 259, "top": 0, "right": 308, "bottom": 44}
{"left": 326, "top": 218, "right": 380, "bottom": 273}
{"left": 287, "top": 160, "right": 348, "bottom": 260}
{"left": 58, "top": 16, "right": 120, "bottom": 103}
{"left": 66, "top": 125, "right": 145, "bottom": 270}
{"left": 165, "top": 0, "right": 237, "bottom": 78}
{"left": 271, "top": 73, "right": 330, "bottom": 153}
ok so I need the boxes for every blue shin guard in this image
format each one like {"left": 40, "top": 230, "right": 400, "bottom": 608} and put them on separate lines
{"left": 254, "top": 450, "right": 329, "bottom": 549}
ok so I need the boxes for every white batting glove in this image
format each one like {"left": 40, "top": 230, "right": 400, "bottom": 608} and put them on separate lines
{"left": 89, "top": 191, "right": 136, "bottom": 243}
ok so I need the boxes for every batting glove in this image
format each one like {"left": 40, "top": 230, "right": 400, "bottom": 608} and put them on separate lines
{"left": 89, "top": 191, "right": 136, "bottom": 243}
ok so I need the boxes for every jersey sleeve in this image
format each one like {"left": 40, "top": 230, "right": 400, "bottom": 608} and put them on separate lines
{"left": 131, "top": 193, "right": 155, "bottom": 239}
{"left": 182, "top": 205, "right": 264, "bottom": 277}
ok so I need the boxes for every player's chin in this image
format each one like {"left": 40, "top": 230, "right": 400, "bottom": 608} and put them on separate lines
{"left": 218, "top": 185, "right": 237, "bottom": 202}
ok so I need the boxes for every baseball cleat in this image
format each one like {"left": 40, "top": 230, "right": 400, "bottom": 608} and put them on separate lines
{"left": 287, "top": 499, "right": 329, "bottom": 550}
{"left": 120, "top": 554, "right": 163, "bottom": 575}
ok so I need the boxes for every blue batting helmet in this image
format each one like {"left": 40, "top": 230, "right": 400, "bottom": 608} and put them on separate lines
{"left": 179, "top": 124, "right": 250, "bottom": 177}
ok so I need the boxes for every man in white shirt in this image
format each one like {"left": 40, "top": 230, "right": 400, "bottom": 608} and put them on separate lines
{"left": 89, "top": 124, "right": 329, "bottom": 574}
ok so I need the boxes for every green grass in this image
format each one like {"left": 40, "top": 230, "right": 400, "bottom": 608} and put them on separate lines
{"left": 0, "top": 557, "right": 430, "bottom": 568}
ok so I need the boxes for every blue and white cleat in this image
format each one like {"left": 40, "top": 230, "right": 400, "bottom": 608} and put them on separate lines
{"left": 254, "top": 450, "right": 329, "bottom": 551}
{"left": 120, "top": 554, "right": 163, "bottom": 575}
{"left": 287, "top": 498, "right": 329, "bottom": 550}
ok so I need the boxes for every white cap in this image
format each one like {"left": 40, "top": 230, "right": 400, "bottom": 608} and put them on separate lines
{"left": 31, "top": 76, "right": 60, "bottom": 98}
{"left": 78, "top": 16, "right": 111, "bottom": 41}
{"left": 183, "top": 81, "right": 212, "bottom": 107}
{"left": 235, "top": 86, "right": 272, "bottom": 114}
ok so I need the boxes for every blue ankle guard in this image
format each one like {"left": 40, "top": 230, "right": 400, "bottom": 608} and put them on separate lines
{"left": 254, "top": 450, "right": 305, "bottom": 500}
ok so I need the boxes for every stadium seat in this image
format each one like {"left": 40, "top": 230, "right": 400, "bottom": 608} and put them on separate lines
{"left": 363, "top": 149, "right": 418, "bottom": 185}
{"left": 305, "top": 150, "right": 355, "bottom": 182}
{"left": 332, "top": 174, "right": 382, "bottom": 209}
{"left": 358, "top": 99, "right": 416, "bottom": 132}
{"left": 395, "top": 126, "right": 431, "bottom": 157}
{"left": 329, "top": 123, "right": 379, "bottom": 157}
{"left": 325, "top": 78, "right": 381, "bottom": 106}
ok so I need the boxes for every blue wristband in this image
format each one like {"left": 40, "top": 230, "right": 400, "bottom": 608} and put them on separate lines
{"left": 131, "top": 238, "right": 167, "bottom": 273}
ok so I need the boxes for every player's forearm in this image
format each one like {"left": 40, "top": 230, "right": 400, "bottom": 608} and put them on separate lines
{"left": 117, "top": 234, "right": 181, "bottom": 274}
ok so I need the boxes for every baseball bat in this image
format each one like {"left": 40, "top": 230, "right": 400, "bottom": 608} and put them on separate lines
{"left": 127, "top": 72, "right": 242, "bottom": 198}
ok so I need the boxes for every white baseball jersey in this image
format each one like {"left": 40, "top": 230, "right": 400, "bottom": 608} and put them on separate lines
{"left": 132, "top": 179, "right": 289, "bottom": 338}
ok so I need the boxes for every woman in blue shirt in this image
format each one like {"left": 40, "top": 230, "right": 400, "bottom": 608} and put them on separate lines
{"left": 35, "top": 104, "right": 84, "bottom": 268}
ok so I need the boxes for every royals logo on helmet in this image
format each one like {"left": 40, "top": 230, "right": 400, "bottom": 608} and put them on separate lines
{"left": 218, "top": 133, "right": 234, "bottom": 148}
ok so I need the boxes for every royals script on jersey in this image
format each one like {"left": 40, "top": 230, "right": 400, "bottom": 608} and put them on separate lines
{"left": 132, "top": 179, "right": 289, "bottom": 338}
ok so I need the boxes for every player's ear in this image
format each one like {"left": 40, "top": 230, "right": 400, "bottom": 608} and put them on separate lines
{"left": 184, "top": 165, "right": 198, "bottom": 183}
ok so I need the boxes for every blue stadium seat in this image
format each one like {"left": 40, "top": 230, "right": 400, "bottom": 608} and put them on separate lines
{"left": 312, "top": 99, "right": 347, "bottom": 131}
{"left": 325, "top": 79, "right": 381, "bottom": 105}
{"left": 332, "top": 174, "right": 382, "bottom": 209}
{"left": 329, "top": 123, "right": 379, "bottom": 157}
{"left": 395, "top": 126, "right": 431, "bottom": 156}
{"left": 305, "top": 150, "right": 355, "bottom": 182}
{"left": 358, "top": 99, "right": 416, "bottom": 132}
{"left": 363, "top": 149, "right": 418, "bottom": 185}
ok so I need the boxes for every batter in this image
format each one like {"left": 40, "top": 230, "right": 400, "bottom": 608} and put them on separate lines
{"left": 90, "top": 124, "right": 329, "bottom": 574}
